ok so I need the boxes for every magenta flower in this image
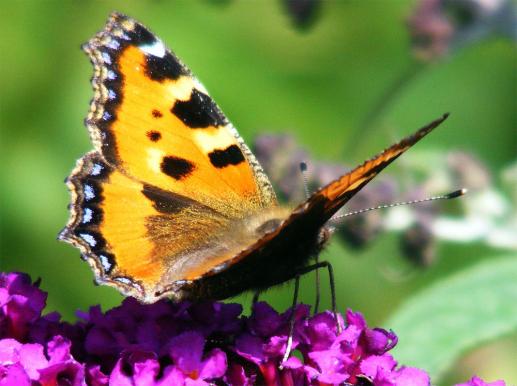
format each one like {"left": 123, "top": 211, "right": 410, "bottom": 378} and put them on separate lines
{"left": 0, "top": 335, "right": 85, "bottom": 386}
{"left": 0, "top": 272, "right": 507, "bottom": 385}
{"left": 169, "top": 331, "right": 227, "bottom": 384}
{"left": 457, "top": 376, "right": 506, "bottom": 386}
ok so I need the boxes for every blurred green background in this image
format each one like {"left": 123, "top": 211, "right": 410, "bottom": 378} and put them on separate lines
{"left": 1, "top": 1, "right": 515, "bottom": 384}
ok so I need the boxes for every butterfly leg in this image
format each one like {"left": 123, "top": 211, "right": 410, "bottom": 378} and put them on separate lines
{"left": 281, "top": 261, "right": 340, "bottom": 366}
{"left": 296, "top": 260, "right": 341, "bottom": 334}
{"left": 280, "top": 273, "right": 300, "bottom": 368}
{"left": 313, "top": 254, "right": 321, "bottom": 315}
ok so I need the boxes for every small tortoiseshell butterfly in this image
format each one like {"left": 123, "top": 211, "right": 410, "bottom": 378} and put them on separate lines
{"left": 59, "top": 12, "right": 449, "bottom": 303}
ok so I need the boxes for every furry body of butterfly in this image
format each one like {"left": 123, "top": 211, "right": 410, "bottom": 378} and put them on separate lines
{"left": 59, "top": 12, "right": 449, "bottom": 303}
{"left": 170, "top": 208, "right": 331, "bottom": 300}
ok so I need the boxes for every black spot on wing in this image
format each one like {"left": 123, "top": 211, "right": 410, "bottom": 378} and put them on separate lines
{"left": 132, "top": 21, "right": 188, "bottom": 82}
{"left": 171, "top": 89, "right": 226, "bottom": 128}
{"left": 142, "top": 184, "right": 193, "bottom": 214}
{"left": 160, "top": 156, "right": 195, "bottom": 180}
{"left": 145, "top": 52, "right": 187, "bottom": 82}
{"left": 208, "top": 145, "right": 245, "bottom": 168}
{"left": 152, "top": 109, "right": 163, "bottom": 118}
{"left": 147, "top": 130, "right": 162, "bottom": 142}
{"left": 131, "top": 23, "right": 158, "bottom": 46}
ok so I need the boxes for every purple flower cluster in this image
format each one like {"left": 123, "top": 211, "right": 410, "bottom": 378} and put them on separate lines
{"left": 0, "top": 272, "right": 507, "bottom": 385}
{"left": 408, "top": 0, "right": 517, "bottom": 62}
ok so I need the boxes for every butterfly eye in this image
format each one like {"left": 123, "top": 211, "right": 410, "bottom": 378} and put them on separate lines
{"left": 255, "top": 218, "right": 282, "bottom": 235}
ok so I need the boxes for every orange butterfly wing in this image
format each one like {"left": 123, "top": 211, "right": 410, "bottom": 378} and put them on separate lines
{"left": 83, "top": 13, "right": 275, "bottom": 215}
{"left": 60, "top": 13, "right": 277, "bottom": 302}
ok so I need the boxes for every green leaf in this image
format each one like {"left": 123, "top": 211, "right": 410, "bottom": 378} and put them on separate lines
{"left": 387, "top": 255, "right": 517, "bottom": 381}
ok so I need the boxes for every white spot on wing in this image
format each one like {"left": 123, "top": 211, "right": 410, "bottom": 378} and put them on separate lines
{"left": 101, "top": 52, "right": 112, "bottom": 64}
{"left": 82, "top": 208, "right": 93, "bottom": 224}
{"left": 107, "top": 70, "right": 117, "bottom": 80}
{"left": 114, "top": 277, "right": 132, "bottom": 285}
{"left": 106, "top": 40, "right": 120, "bottom": 50}
{"left": 91, "top": 164, "right": 103, "bottom": 176}
{"left": 139, "top": 40, "right": 166, "bottom": 58}
{"left": 80, "top": 233, "right": 97, "bottom": 247}
{"left": 194, "top": 126, "right": 237, "bottom": 153}
{"left": 166, "top": 77, "right": 194, "bottom": 101}
{"left": 147, "top": 148, "right": 165, "bottom": 174}
{"left": 84, "top": 184, "right": 95, "bottom": 200}
{"left": 99, "top": 255, "right": 112, "bottom": 271}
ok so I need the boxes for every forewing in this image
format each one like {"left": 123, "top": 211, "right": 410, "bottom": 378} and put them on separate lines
{"left": 61, "top": 12, "right": 283, "bottom": 302}
{"left": 312, "top": 113, "right": 450, "bottom": 220}
{"left": 83, "top": 12, "right": 276, "bottom": 216}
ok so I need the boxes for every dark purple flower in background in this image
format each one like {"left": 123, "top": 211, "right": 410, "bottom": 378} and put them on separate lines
{"left": 408, "top": 0, "right": 517, "bottom": 61}
{"left": 0, "top": 272, "right": 46, "bottom": 341}
{"left": 0, "top": 272, "right": 507, "bottom": 385}
{"left": 253, "top": 134, "right": 312, "bottom": 203}
{"left": 282, "top": 0, "right": 322, "bottom": 30}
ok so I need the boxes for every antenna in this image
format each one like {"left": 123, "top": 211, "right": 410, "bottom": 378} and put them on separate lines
{"left": 299, "top": 162, "right": 310, "bottom": 199}
{"left": 330, "top": 188, "right": 467, "bottom": 223}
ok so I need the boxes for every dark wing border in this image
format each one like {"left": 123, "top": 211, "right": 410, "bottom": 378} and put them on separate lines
{"left": 58, "top": 151, "right": 148, "bottom": 298}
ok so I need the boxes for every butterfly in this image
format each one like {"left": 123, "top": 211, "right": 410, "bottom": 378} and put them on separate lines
{"left": 59, "top": 12, "right": 449, "bottom": 304}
